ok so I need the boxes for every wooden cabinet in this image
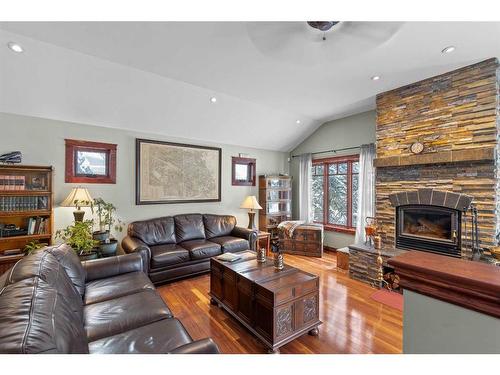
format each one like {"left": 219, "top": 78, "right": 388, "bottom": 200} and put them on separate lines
{"left": 210, "top": 251, "right": 321, "bottom": 353}
{"left": 258, "top": 175, "right": 292, "bottom": 239}
{"left": 0, "top": 165, "right": 53, "bottom": 273}
{"left": 279, "top": 224, "right": 324, "bottom": 257}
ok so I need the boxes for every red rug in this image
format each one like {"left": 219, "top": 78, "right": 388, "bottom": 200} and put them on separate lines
{"left": 370, "top": 289, "right": 404, "bottom": 311}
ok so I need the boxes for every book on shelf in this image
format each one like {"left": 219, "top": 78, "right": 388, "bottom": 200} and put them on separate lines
{"left": 0, "top": 175, "right": 26, "bottom": 191}
{"left": 0, "top": 196, "right": 48, "bottom": 212}
{"left": 27, "top": 217, "right": 48, "bottom": 235}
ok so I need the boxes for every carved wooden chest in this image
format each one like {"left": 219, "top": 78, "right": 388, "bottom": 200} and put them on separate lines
{"left": 210, "top": 251, "right": 321, "bottom": 353}
{"left": 279, "top": 224, "right": 324, "bottom": 257}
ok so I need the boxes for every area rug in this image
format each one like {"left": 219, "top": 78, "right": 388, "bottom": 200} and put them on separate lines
{"left": 370, "top": 289, "right": 404, "bottom": 311}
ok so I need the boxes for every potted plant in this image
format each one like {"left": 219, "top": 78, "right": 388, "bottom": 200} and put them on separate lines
{"left": 92, "top": 198, "right": 124, "bottom": 257}
{"left": 23, "top": 240, "right": 48, "bottom": 255}
{"left": 56, "top": 220, "right": 100, "bottom": 260}
{"left": 92, "top": 198, "right": 109, "bottom": 242}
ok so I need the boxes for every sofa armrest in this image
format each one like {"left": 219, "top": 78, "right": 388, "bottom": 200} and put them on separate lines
{"left": 82, "top": 253, "right": 144, "bottom": 282}
{"left": 168, "top": 338, "right": 220, "bottom": 354}
{"left": 231, "top": 226, "right": 258, "bottom": 250}
{"left": 121, "top": 236, "right": 151, "bottom": 273}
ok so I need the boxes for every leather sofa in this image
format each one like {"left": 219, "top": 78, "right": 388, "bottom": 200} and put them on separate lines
{"left": 0, "top": 244, "right": 220, "bottom": 354}
{"left": 122, "top": 214, "right": 257, "bottom": 284}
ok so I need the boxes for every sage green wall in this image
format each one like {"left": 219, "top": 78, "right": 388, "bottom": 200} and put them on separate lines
{"left": 404, "top": 290, "right": 500, "bottom": 353}
{"left": 0, "top": 112, "right": 289, "bottom": 241}
{"left": 290, "top": 110, "right": 376, "bottom": 249}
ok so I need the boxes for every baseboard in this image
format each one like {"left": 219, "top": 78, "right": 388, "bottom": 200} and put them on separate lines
{"left": 323, "top": 246, "right": 337, "bottom": 253}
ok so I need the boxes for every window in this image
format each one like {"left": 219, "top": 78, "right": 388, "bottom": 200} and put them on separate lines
{"left": 231, "top": 156, "right": 256, "bottom": 186}
{"left": 312, "top": 155, "right": 359, "bottom": 233}
{"left": 65, "top": 139, "right": 117, "bottom": 184}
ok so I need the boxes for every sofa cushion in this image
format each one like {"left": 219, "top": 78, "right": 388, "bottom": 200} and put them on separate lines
{"left": 84, "top": 271, "right": 155, "bottom": 305}
{"left": 0, "top": 277, "right": 89, "bottom": 354}
{"left": 128, "top": 216, "right": 176, "bottom": 246}
{"left": 45, "top": 244, "right": 87, "bottom": 297}
{"left": 203, "top": 214, "right": 236, "bottom": 239}
{"left": 1, "top": 249, "right": 83, "bottom": 319}
{"left": 88, "top": 318, "right": 192, "bottom": 354}
{"left": 150, "top": 243, "right": 190, "bottom": 269}
{"left": 180, "top": 239, "right": 222, "bottom": 260}
{"left": 174, "top": 214, "right": 206, "bottom": 243}
{"left": 208, "top": 236, "right": 249, "bottom": 253}
{"left": 84, "top": 290, "right": 173, "bottom": 342}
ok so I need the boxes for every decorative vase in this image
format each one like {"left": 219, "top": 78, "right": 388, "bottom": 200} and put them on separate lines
{"left": 78, "top": 251, "right": 99, "bottom": 261}
{"left": 93, "top": 230, "right": 109, "bottom": 242}
{"left": 99, "top": 239, "right": 118, "bottom": 257}
{"left": 273, "top": 252, "right": 284, "bottom": 270}
{"left": 257, "top": 247, "right": 266, "bottom": 263}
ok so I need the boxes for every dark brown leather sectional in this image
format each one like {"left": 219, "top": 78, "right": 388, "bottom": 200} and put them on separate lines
{"left": 0, "top": 244, "right": 219, "bottom": 354}
{"left": 122, "top": 214, "right": 257, "bottom": 284}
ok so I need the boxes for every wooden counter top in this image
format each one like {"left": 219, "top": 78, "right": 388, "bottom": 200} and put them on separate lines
{"left": 388, "top": 251, "right": 500, "bottom": 318}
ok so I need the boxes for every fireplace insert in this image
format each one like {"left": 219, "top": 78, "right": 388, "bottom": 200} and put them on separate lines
{"left": 396, "top": 205, "right": 461, "bottom": 257}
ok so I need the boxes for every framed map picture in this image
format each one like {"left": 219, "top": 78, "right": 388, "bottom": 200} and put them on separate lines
{"left": 136, "top": 138, "right": 222, "bottom": 205}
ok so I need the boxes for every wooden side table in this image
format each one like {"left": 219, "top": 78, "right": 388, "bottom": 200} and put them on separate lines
{"left": 257, "top": 231, "right": 271, "bottom": 256}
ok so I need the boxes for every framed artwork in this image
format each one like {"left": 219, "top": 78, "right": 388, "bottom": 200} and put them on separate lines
{"left": 136, "top": 138, "right": 222, "bottom": 205}
{"left": 65, "top": 139, "right": 117, "bottom": 184}
{"left": 231, "top": 156, "right": 256, "bottom": 186}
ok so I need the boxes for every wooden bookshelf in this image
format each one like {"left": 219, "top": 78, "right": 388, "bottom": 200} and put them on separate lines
{"left": 258, "top": 175, "right": 292, "bottom": 239}
{"left": 0, "top": 165, "right": 53, "bottom": 274}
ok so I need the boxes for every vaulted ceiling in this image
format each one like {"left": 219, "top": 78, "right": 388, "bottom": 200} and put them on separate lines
{"left": 1, "top": 22, "right": 499, "bottom": 151}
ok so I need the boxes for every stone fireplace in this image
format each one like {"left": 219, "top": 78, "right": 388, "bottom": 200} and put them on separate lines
{"left": 374, "top": 58, "right": 500, "bottom": 259}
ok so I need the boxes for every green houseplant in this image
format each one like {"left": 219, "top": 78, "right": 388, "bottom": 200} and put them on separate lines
{"left": 92, "top": 198, "right": 124, "bottom": 257}
{"left": 23, "top": 240, "right": 48, "bottom": 255}
{"left": 56, "top": 220, "right": 99, "bottom": 260}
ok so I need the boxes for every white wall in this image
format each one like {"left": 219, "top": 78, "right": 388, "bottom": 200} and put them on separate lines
{"left": 290, "top": 110, "right": 376, "bottom": 249}
{"left": 0, "top": 112, "right": 289, "bottom": 241}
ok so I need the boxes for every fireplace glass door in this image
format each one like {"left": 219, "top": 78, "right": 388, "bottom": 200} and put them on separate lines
{"left": 396, "top": 205, "right": 461, "bottom": 256}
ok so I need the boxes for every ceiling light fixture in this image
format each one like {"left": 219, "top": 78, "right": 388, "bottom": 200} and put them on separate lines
{"left": 296, "top": 120, "right": 301, "bottom": 124}
{"left": 210, "top": 97, "right": 217, "bottom": 103}
{"left": 7, "top": 42, "right": 24, "bottom": 53}
{"left": 441, "top": 46, "right": 456, "bottom": 54}
{"left": 371, "top": 75, "right": 380, "bottom": 81}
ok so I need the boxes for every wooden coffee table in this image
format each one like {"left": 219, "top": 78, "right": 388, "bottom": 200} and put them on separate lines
{"left": 209, "top": 251, "right": 321, "bottom": 353}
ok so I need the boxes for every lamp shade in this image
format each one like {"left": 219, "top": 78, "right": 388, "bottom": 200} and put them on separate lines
{"left": 240, "top": 195, "right": 263, "bottom": 210}
{"left": 60, "top": 187, "right": 93, "bottom": 208}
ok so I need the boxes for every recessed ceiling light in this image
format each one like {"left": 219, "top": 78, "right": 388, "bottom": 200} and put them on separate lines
{"left": 442, "top": 46, "right": 456, "bottom": 54}
{"left": 296, "top": 120, "right": 301, "bottom": 124}
{"left": 7, "top": 42, "right": 23, "bottom": 53}
{"left": 210, "top": 97, "right": 217, "bottom": 103}
{"left": 371, "top": 75, "right": 380, "bottom": 81}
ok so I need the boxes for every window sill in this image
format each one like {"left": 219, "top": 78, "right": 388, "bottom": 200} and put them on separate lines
{"left": 322, "top": 225, "right": 356, "bottom": 235}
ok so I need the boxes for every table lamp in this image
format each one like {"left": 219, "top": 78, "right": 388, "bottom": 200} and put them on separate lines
{"left": 61, "top": 187, "right": 93, "bottom": 222}
{"left": 240, "top": 195, "right": 263, "bottom": 230}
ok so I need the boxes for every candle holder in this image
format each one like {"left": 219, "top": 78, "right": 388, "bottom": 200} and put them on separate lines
{"left": 270, "top": 237, "right": 284, "bottom": 270}
{"left": 257, "top": 247, "right": 266, "bottom": 263}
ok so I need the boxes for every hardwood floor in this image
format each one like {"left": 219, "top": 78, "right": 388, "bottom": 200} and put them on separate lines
{"left": 156, "top": 251, "right": 403, "bottom": 354}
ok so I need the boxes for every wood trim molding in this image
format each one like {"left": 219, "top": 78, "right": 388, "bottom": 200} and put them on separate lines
{"left": 388, "top": 251, "right": 500, "bottom": 318}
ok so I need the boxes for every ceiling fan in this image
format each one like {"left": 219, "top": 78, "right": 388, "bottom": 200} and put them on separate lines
{"left": 246, "top": 21, "right": 403, "bottom": 66}
{"left": 307, "top": 21, "right": 340, "bottom": 40}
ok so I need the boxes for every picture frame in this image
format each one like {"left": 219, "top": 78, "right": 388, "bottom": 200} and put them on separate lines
{"left": 65, "top": 139, "right": 117, "bottom": 184}
{"left": 136, "top": 138, "right": 222, "bottom": 205}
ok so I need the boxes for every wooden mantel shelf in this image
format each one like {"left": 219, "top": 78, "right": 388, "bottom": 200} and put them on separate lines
{"left": 388, "top": 251, "right": 500, "bottom": 318}
{"left": 374, "top": 147, "right": 495, "bottom": 168}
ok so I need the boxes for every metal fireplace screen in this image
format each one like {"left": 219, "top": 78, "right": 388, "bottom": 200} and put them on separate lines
{"left": 396, "top": 205, "right": 461, "bottom": 257}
